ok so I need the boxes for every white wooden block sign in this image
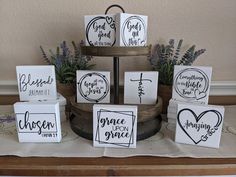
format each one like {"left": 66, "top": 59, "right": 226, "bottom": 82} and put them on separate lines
{"left": 124, "top": 71, "right": 158, "bottom": 104}
{"left": 93, "top": 104, "right": 137, "bottom": 148}
{"left": 175, "top": 103, "right": 225, "bottom": 148}
{"left": 13, "top": 102, "right": 62, "bottom": 143}
{"left": 16, "top": 65, "right": 57, "bottom": 101}
{"left": 77, "top": 70, "right": 110, "bottom": 103}
{"left": 172, "top": 66, "right": 212, "bottom": 104}
{"left": 116, "top": 13, "right": 148, "bottom": 46}
{"left": 29, "top": 93, "right": 67, "bottom": 122}
{"left": 84, "top": 14, "right": 116, "bottom": 46}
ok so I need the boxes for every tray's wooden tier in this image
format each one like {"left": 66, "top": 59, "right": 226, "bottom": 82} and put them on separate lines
{"left": 80, "top": 45, "right": 151, "bottom": 57}
{"left": 70, "top": 113, "right": 162, "bottom": 141}
{"left": 69, "top": 96, "right": 163, "bottom": 141}
{"left": 70, "top": 96, "right": 163, "bottom": 123}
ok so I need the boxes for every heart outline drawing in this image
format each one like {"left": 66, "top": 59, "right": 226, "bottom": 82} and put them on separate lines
{"left": 110, "top": 23, "right": 116, "bottom": 29}
{"left": 105, "top": 16, "right": 113, "bottom": 24}
{"left": 194, "top": 89, "right": 206, "bottom": 100}
{"left": 177, "top": 108, "right": 223, "bottom": 144}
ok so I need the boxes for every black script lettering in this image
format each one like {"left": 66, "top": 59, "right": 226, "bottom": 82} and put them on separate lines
{"left": 86, "top": 87, "right": 101, "bottom": 96}
{"left": 182, "top": 89, "right": 192, "bottom": 95}
{"left": 105, "top": 131, "right": 130, "bottom": 141}
{"left": 130, "top": 73, "right": 152, "bottom": 103}
{"left": 18, "top": 111, "right": 55, "bottom": 135}
{"left": 98, "top": 30, "right": 111, "bottom": 41}
{"left": 128, "top": 38, "right": 141, "bottom": 46}
{"left": 100, "top": 117, "right": 126, "bottom": 128}
{"left": 19, "top": 74, "right": 53, "bottom": 92}
{"left": 84, "top": 80, "right": 97, "bottom": 88}
{"left": 185, "top": 81, "right": 202, "bottom": 89}
{"left": 93, "top": 22, "right": 106, "bottom": 32}
{"left": 179, "top": 74, "right": 204, "bottom": 82}
{"left": 201, "top": 126, "right": 218, "bottom": 142}
{"left": 184, "top": 120, "right": 210, "bottom": 132}
{"left": 127, "top": 21, "right": 141, "bottom": 32}
{"left": 132, "top": 30, "right": 139, "bottom": 38}
{"left": 84, "top": 79, "right": 105, "bottom": 96}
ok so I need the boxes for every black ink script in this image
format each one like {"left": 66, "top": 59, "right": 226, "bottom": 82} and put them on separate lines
{"left": 18, "top": 111, "right": 55, "bottom": 135}
{"left": 130, "top": 73, "right": 152, "bottom": 103}
{"left": 100, "top": 117, "right": 126, "bottom": 128}
{"left": 184, "top": 120, "right": 210, "bottom": 132}
{"left": 105, "top": 130, "right": 130, "bottom": 141}
{"left": 19, "top": 74, "right": 54, "bottom": 92}
{"left": 100, "top": 117, "right": 130, "bottom": 141}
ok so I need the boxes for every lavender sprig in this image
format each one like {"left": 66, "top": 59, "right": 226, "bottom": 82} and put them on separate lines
{"left": 148, "top": 39, "right": 206, "bottom": 85}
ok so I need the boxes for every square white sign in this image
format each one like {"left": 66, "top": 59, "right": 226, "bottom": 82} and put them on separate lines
{"left": 175, "top": 103, "right": 225, "bottom": 148}
{"left": 116, "top": 13, "right": 148, "bottom": 46}
{"left": 93, "top": 104, "right": 137, "bottom": 148}
{"left": 16, "top": 65, "right": 57, "bottom": 101}
{"left": 172, "top": 65, "right": 212, "bottom": 104}
{"left": 124, "top": 71, "right": 158, "bottom": 104}
{"left": 14, "top": 102, "right": 62, "bottom": 143}
{"left": 84, "top": 14, "right": 116, "bottom": 46}
{"left": 76, "top": 70, "right": 110, "bottom": 103}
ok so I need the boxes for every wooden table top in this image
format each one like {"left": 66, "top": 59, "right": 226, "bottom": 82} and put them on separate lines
{"left": 0, "top": 156, "right": 236, "bottom": 176}
{"left": 1, "top": 96, "right": 236, "bottom": 176}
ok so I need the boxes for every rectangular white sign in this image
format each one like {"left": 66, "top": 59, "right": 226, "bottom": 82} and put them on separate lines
{"left": 14, "top": 102, "right": 61, "bottom": 142}
{"left": 16, "top": 65, "right": 57, "bottom": 101}
{"left": 93, "top": 104, "right": 137, "bottom": 148}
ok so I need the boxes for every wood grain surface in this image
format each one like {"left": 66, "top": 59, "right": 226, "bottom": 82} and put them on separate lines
{"left": 80, "top": 45, "right": 151, "bottom": 57}
{"left": 1, "top": 95, "right": 235, "bottom": 105}
{"left": 0, "top": 95, "right": 236, "bottom": 176}
{"left": 0, "top": 156, "right": 236, "bottom": 176}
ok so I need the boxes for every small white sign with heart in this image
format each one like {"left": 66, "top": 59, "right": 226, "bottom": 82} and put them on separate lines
{"left": 93, "top": 104, "right": 137, "bottom": 148}
{"left": 124, "top": 71, "right": 158, "bottom": 104}
{"left": 84, "top": 14, "right": 116, "bottom": 46}
{"left": 175, "top": 103, "right": 225, "bottom": 148}
{"left": 77, "top": 70, "right": 110, "bottom": 103}
{"left": 14, "top": 102, "right": 61, "bottom": 143}
{"left": 16, "top": 65, "right": 57, "bottom": 101}
{"left": 172, "top": 66, "right": 212, "bottom": 104}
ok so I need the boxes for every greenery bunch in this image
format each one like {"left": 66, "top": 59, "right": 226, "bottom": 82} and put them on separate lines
{"left": 40, "top": 41, "right": 94, "bottom": 84}
{"left": 149, "top": 39, "right": 206, "bottom": 85}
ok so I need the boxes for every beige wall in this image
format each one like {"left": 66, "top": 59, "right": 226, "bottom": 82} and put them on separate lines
{"left": 0, "top": 0, "right": 236, "bottom": 83}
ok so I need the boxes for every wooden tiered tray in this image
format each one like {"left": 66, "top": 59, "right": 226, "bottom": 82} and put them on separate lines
{"left": 70, "top": 45, "right": 162, "bottom": 141}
